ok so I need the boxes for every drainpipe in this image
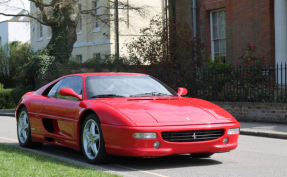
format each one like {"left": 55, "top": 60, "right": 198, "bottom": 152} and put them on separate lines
{"left": 193, "top": 0, "right": 197, "bottom": 38}
{"left": 193, "top": 0, "right": 197, "bottom": 67}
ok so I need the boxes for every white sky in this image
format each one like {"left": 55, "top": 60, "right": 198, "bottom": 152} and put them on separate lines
{"left": 0, "top": 0, "right": 30, "bottom": 22}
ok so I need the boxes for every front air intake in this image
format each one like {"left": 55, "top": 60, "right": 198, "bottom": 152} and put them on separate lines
{"left": 161, "top": 129, "right": 224, "bottom": 142}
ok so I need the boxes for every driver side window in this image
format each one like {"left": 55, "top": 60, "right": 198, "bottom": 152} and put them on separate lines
{"left": 47, "top": 80, "right": 63, "bottom": 98}
{"left": 55, "top": 76, "right": 83, "bottom": 101}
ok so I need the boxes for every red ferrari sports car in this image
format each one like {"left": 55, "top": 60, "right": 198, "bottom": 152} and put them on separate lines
{"left": 16, "top": 73, "right": 240, "bottom": 164}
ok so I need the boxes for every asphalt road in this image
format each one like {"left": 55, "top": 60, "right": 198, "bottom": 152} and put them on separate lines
{"left": 1, "top": 115, "right": 287, "bottom": 177}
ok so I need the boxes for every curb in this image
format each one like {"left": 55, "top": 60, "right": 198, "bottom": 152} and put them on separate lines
{"left": 240, "top": 130, "right": 287, "bottom": 140}
{"left": 0, "top": 114, "right": 14, "bottom": 117}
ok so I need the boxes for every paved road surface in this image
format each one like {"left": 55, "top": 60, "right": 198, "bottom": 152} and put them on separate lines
{"left": 1, "top": 116, "right": 287, "bottom": 177}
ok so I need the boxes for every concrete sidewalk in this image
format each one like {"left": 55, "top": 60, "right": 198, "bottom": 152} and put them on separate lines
{"left": 239, "top": 122, "right": 287, "bottom": 139}
{"left": 1, "top": 109, "right": 287, "bottom": 139}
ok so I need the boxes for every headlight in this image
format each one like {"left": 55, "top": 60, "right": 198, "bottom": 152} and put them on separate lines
{"left": 133, "top": 132, "right": 157, "bottom": 139}
{"left": 227, "top": 128, "right": 240, "bottom": 135}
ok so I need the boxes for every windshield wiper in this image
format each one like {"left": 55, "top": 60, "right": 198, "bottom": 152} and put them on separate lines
{"left": 130, "top": 92, "right": 173, "bottom": 97}
{"left": 91, "top": 94, "right": 125, "bottom": 98}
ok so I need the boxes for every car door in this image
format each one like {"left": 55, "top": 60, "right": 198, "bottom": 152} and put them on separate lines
{"left": 39, "top": 76, "right": 83, "bottom": 141}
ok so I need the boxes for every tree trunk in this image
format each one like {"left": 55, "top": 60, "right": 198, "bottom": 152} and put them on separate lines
{"left": 46, "top": 4, "right": 79, "bottom": 63}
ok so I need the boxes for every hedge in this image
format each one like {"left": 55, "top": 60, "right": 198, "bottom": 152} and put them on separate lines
{"left": 0, "top": 89, "right": 15, "bottom": 109}
{"left": 10, "top": 88, "right": 30, "bottom": 106}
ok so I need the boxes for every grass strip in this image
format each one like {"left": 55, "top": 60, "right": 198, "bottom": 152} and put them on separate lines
{"left": 0, "top": 144, "right": 121, "bottom": 177}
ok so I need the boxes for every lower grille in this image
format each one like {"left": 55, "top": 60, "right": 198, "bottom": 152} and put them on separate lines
{"left": 161, "top": 129, "right": 224, "bottom": 142}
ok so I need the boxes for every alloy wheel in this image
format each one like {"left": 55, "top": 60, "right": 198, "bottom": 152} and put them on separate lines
{"left": 18, "top": 111, "right": 29, "bottom": 143}
{"left": 82, "top": 119, "right": 100, "bottom": 160}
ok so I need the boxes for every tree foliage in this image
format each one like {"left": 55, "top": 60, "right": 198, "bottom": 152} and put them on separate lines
{"left": 125, "top": 16, "right": 205, "bottom": 72}
{"left": 0, "top": 42, "right": 31, "bottom": 88}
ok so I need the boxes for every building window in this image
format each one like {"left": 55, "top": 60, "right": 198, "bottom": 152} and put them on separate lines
{"left": 93, "top": 53, "right": 101, "bottom": 59}
{"left": 76, "top": 55, "right": 83, "bottom": 63}
{"left": 77, "top": 15, "right": 82, "bottom": 33}
{"left": 47, "top": 27, "right": 52, "bottom": 39}
{"left": 37, "top": 15, "right": 43, "bottom": 39}
{"left": 93, "top": 1, "right": 100, "bottom": 31}
{"left": 0, "top": 36, "right": 1, "bottom": 46}
{"left": 210, "top": 9, "right": 226, "bottom": 62}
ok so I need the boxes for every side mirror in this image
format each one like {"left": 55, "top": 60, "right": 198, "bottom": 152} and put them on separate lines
{"left": 178, "top": 87, "right": 188, "bottom": 96}
{"left": 59, "top": 88, "right": 82, "bottom": 100}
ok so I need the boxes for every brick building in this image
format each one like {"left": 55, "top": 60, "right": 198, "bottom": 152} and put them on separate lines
{"left": 173, "top": 0, "right": 286, "bottom": 65}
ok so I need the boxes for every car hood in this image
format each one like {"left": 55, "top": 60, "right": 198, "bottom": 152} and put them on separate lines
{"left": 99, "top": 97, "right": 235, "bottom": 126}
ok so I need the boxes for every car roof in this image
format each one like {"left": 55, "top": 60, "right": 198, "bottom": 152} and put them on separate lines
{"left": 65, "top": 72, "right": 149, "bottom": 77}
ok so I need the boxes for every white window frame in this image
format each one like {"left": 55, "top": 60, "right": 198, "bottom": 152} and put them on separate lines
{"left": 37, "top": 15, "right": 43, "bottom": 41}
{"left": 47, "top": 27, "right": 52, "bottom": 39}
{"left": 92, "top": 1, "right": 100, "bottom": 32}
{"left": 93, "top": 53, "right": 101, "bottom": 59}
{"left": 210, "top": 8, "right": 226, "bottom": 61}
{"left": 76, "top": 54, "right": 83, "bottom": 63}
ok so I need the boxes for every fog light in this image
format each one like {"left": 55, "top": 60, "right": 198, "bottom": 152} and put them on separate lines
{"left": 133, "top": 133, "right": 157, "bottom": 139}
{"left": 223, "top": 137, "right": 229, "bottom": 145}
{"left": 153, "top": 141, "right": 161, "bottom": 149}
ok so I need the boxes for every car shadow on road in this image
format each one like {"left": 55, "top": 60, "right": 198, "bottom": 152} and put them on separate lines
{"left": 39, "top": 143, "right": 223, "bottom": 170}
{"left": 111, "top": 154, "right": 222, "bottom": 170}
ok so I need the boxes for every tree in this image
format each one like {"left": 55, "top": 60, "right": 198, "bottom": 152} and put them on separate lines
{"left": 125, "top": 16, "right": 204, "bottom": 72}
{"left": 0, "top": 0, "right": 147, "bottom": 63}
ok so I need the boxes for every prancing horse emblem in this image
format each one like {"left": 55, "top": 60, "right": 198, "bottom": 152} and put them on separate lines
{"left": 192, "top": 133, "right": 196, "bottom": 140}
{"left": 185, "top": 117, "right": 190, "bottom": 120}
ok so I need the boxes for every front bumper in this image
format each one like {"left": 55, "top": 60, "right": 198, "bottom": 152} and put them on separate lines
{"left": 101, "top": 122, "right": 240, "bottom": 157}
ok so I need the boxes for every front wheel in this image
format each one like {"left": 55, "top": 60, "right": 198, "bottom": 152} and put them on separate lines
{"left": 81, "top": 114, "right": 112, "bottom": 164}
{"left": 190, "top": 153, "right": 214, "bottom": 158}
{"left": 17, "top": 107, "right": 43, "bottom": 148}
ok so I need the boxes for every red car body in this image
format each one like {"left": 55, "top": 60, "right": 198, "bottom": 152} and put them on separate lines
{"left": 16, "top": 73, "right": 240, "bottom": 158}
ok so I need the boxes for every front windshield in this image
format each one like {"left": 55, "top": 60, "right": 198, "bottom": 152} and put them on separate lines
{"left": 85, "top": 75, "right": 177, "bottom": 99}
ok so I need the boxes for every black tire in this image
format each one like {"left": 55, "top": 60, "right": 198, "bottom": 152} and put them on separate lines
{"left": 81, "top": 114, "right": 112, "bottom": 164}
{"left": 17, "top": 107, "right": 43, "bottom": 148}
{"left": 190, "top": 153, "right": 214, "bottom": 158}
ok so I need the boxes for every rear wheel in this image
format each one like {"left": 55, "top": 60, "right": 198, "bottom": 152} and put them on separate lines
{"left": 17, "top": 107, "right": 43, "bottom": 148}
{"left": 190, "top": 153, "right": 214, "bottom": 158}
{"left": 81, "top": 114, "right": 112, "bottom": 164}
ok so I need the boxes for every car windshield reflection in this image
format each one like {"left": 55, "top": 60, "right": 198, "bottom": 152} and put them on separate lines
{"left": 85, "top": 75, "right": 177, "bottom": 99}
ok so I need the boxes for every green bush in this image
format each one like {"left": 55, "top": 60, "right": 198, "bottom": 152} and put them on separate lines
{"left": 0, "top": 42, "right": 31, "bottom": 88}
{"left": 0, "top": 89, "right": 15, "bottom": 109}
{"left": 10, "top": 88, "right": 30, "bottom": 106}
{"left": 195, "top": 56, "right": 234, "bottom": 100}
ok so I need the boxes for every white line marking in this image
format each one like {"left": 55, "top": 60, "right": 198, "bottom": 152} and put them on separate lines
{"left": 112, "top": 164, "right": 169, "bottom": 177}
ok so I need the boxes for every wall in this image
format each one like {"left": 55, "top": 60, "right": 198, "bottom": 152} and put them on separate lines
{"left": 176, "top": 0, "right": 275, "bottom": 64}
{"left": 8, "top": 22, "right": 30, "bottom": 43}
{"left": 175, "top": 0, "right": 193, "bottom": 27}
{"left": 118, "top": 0, "right": 164, "bottom": 58}
{"left": 214, "top": 102, "right": 287, "bottom": 124}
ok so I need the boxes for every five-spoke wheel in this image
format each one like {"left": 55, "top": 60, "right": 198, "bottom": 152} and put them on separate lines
{"left": 17, "top": 107, "right": 42, "bottom": 148}
{"left": 81, "top": 114, "right": 111, "bottom": 164}
{"left": 83, "top": 119, "right": 100, "bottom": 160}
{"left": 18, "top": 110, "right": 29, "bottom": 143}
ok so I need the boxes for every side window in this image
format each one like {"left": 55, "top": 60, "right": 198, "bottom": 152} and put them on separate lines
{"left": 55, "top": 76, "right": 83, "bottom": 101}
{"left": 47, "top": 80, "right": 63, "bottom": 97}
